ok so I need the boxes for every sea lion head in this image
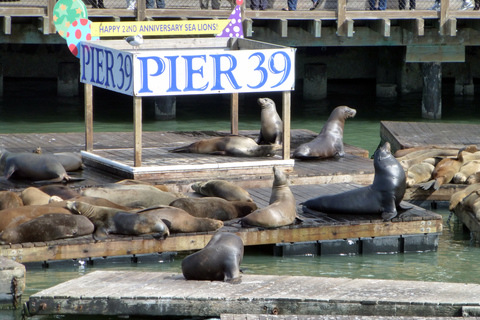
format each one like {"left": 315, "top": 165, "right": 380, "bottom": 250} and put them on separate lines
{"left": 272, "top": 166, "right": 289, "bottom": 187}
{"left": 200, "top": 218, "right": 224, "bottom": 231}
{"left": 335, "top": 106, "right": 356, "bottom": 120}
{"left": 66, "top": 201, "right": 96, "bottom": 219}
{"left": 375, "top": 142, "right": 392, "bottom": 162}
{"left": 257, "top": 97, "right": 275, "bottom": 110}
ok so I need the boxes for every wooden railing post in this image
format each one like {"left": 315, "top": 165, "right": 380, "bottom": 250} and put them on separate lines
{"left": 85, "top": 83, "right": 93, "bottom": 152}
{"left": 137, "top": 0, "right": 146, "bottom": 21}
{"left": 439, "top": 0, "right": 450, "bottom": 36}
{"left": 47, "top": 0, "right": 56, "bottom": 34}
{"left": 337, "top": 0, "right": 352, "bottom": 37}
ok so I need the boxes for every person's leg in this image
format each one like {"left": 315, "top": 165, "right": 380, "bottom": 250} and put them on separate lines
{"left": 212, "top": 0, "right": 221, "bottom": 9}
{"left": 378, "top": 0, "right": 386, "bottom": 10}
{"left": 156, "top": 0, "right": 165, "bottom": 8}
{"left": 287, "top": 0, "right": 297, "bottom": 10}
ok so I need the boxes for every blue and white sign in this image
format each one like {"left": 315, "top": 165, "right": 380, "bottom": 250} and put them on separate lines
{"left": 80, "top": 40, "right": 296, "bottom": 96}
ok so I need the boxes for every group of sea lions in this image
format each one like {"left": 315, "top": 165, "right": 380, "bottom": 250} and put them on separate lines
{"left": 396, "top": 145, "right": 480, "bottom": 189}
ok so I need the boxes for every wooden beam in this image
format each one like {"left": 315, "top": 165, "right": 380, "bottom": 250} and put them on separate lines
{"left": 306, "top": 19, "right": 321, "bottom": 38}
{"left": 446, "top": 18, "right": 457, "bottom": 37}
{"left": 47, "top": 0, "right": 56, "bottom": 34}
{"left": 369, "top": 18, "right": 390, "bottom": 37}
{"left": 282, "top": 91, "right": 291, "bottom": 160}
{"left": 336, "top": 0, "right": 347, "bottom": 36}
{"left": 2, "top": 16, "right": 11, "bottom": 35}
{"left": 137, "top": 0, "right": 146, "bottom": 21}
{"left": 438, "top": 0, "right": 450, "bottom": 36}
{"left": 400, "top": 18, "right": 424, "bottom": 37}
{"left": 133, "top": 96, "right": 142, "bottom": 167}
{"left": 243, "top": 18, "right": 253, "bottom": 37}
{"left": 84, "top": 84, "right": 93, "bottom": 152}
{"left": 269, "top": 19, "right": 288, "bottom": 37}
{"left": 230, "top": 93, "right": 239, "bottom": 135}
{"left": 405, "top": 45, "right": 465, "bottom": 62}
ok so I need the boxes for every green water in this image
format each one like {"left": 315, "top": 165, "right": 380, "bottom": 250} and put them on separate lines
{"left": 1, "top": 78, "right": 480, "bottom": 319}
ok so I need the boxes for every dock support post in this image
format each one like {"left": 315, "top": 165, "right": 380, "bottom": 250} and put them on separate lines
{"left": 282, "top": 91, "right": 291, "bottom": 160}
{"left": 421, "top": 62, "right": 442, "bottom": 119}
{"left": 134, "top": 96, "right": 142, "bottom": 167}
{"left": 0, "top": 63, "right": 3, "bottom": 97}
{"left": 85, "top": 83, "right": 93, "bottom": 152}
{"left": 231, "top": 93, "right": 239, "bottom": 135}
{"left": 303, "top": 63, "right": 327, "bottom": 100}
{"left": 454, "top": 63, "right": 474, "bottom": 96}
{"left": 154, "top": 96, "right": 176, "bottom": 120}
{"left": 57, "top": 62, "right": 78, "bottom": 97}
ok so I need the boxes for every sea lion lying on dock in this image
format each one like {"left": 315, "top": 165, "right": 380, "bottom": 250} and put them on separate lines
{"left": 449, "top": 183, "right": 480, "bottom": 211}
{"left": 0, "top": 148, "right": 84, "bottom": 183}
{"left": 256, "top": 97, "right": 283, "bottom": 145}
{"left": 191, "top": 180, "right": 252, "bottom": 202}
{"left": 34, "top": 147, "right": 85, "bottom": 171}
{"left": 0, "top": 213, "right": 94, "bottom": 244}
{"left": 453, "top": 160, "right": 480, "bottom": 184}
{"left": 80, "top": 184, "right": 185, "bottom": 208}
{"left": 39, "top": 185, "right": 80, "bottom": 200}
{"left": 241, "top": 167, "right": 298, "bottom": 228}
{"left": 66, "top": 201, "right": 170, "bottom": 240}
{"left": 20, "top": 187, "right": 63, "bottom": 206}
{"left": 169, "top": 136, "right": 280, "bottom": 157}
{"left": 169, "top": 197, "right": 257, "bottom": 220}
{"left": 135, "top": 206, "right": 224, "bottom": 233}
{"left": 301, "top": 142, "right": 409, "bottom": 220}
{"left": 0, "top": 205, "right": 72, "bottom": 232}
{"left": 182, "top": 232, "right": 243, "bottom": 283}
{"left": 293, "top": 106, "right": 356, "bottom": 159}
{"left": 0, "top": 191, "right": 23, "bottom": 210}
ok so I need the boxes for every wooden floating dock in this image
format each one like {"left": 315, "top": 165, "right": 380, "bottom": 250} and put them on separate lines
{"left": 453, "top": 202, "right": 480, "bottom": 243}
{"left": 27, "top": 271, "right": 480, "bottom": 318}
{"left": 0, "top": 130, "right": 372, "bottom": 192}
{"left": 0, "top": 183, "right": 442, "bottom": 264}
{"left": 381, "top": 121, "right": 480, "bottom": 203}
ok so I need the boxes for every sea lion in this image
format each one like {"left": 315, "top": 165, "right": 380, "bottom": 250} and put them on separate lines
{"left": 453, "top": 160, "right": 480, "bottom": 184}
{"left": 0, "top": 213, "right": 94, "bottom": 244}
{"left": 34, "top": 147, "right": 85, "bottom": 171}
{"left": 397, "top": 149, "right": 459, "bottom": 171}
{"left": 21, "top": 187, "right": 57, "bottom": 206}
{"left": 420, "top": 146, "right": 477, "bottom": 190}
{"left": 449, "top": 183, "right": 480, "bottom": 211}
{"left": 241, "top": 167, "right": 297, "bottom": 228}
{"left": 115, "top": 179, "right": 170, "bottom": 192}
{"left": 50, "top": 195, "right": 135, "bottom": 211}
{"left": 293, "top": 106, "right": 356, "bottom": 159}
{"left": 181, "top": 232, "right": 243, "bottom": 283}
{"left": 255, "top": 97, "right": 283, "bottom": 145}
{"left": 136, "top": 206, "right": 224, "bottom": 233}
{"left": 66, "top": 201, "right": 170, "bottom": 240}
{"left": 301, "top": 142, "right": 408, "bottom": 220}
{"left": 80, "top": 184, "right": 185, "bottom": 208}
{"left": 0, "top": 205, "right": 72, "bottom": 232}
{"left": 0, "top": 191, "right": 23, "bottom": 210}
{"left": 0, "top": 148, "right": 84, "bottom": 183}
{"left": 467, "top": 173, "right": 480, "bottom": 185}
{"left": 169, "top": 197, "right": 257, "bottom": 220}
{"left": 462, "top": 191, "right": 480, "bottom": 220}
{"left": 169, "top": 136, "right": 280, "bottom": 157}
{"left": 191, "top": 180, "right": 252, "bottom": 202}
{"left": 405, "top": 162, "right": 435, "bottom": 187}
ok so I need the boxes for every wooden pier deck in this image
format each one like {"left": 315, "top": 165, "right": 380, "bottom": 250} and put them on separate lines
{"left": 453, "top": 201, "right": 480, "bottom": 243}
{"left": 26, "top": 271, "right": 480, "bottom": 318}
{"left": 0, "top": 130, "right": 372, "bottom": 192}
{"left": 0, "top": 183, "right": 442, "bottom": 263}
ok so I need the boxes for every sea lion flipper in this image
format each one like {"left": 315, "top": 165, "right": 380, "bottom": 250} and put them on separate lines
{"left": 398, "top": 201, "right": 414, "bottom": 210}
{"left": 93, "top": 227, "right": 108, "bottom": 240}
{"left": 381, "top": 198, "right": 398, "bottom": 221}
{"left": 419, "top": 180, "right": 435, "bottom": 190}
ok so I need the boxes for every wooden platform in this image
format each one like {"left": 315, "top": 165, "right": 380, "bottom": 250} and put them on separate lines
{"left": 0, "top": 183, "right": 442, "bottom": 263}
{"left": 0, "top": 130, "right": 372, "bottom": 192}
{"left": 380, "top": 121, "right": 480, "bottom": 154}
{"left": 26, "top": 271, "right": 480, "bottom": 318}
{"left": 453, "top": 202, "right": 480, "bottom": 243}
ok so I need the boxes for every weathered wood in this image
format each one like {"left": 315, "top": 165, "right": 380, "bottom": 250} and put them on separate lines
{"left": 231, "top": 93, "right": 239, "bottom": 135}
{"left": 307, "top": 19, "right": 322, "bottom": 38}
{"left": 282, "top": 91, "right": 291, "bottom": 160}
{"left": 270, "top": 19, "right": 288, "bottom": 37}
{"left": 453, "top": 202, "right": 480, "bottom": 243}
{"left": 84, "top": 83, "right": 93, "bottom": 152}
{"left": 337, "top": 0, "right": 348, "bottom": 37}
{"left": 405, "top": 45, "right": 465, "bottom": 62}
{"left": 2, "top": 16, "right": 11, "bottom": 35}
{"left": 28, "top": 271, "right": 480, "bottom": 317}
{"left": 133, "top": 96, "right": 142, "bottom": 167}
{"left": 370, "top": 18, "right": 390, "bottom": 37}
{"left": 221, "top": 316, "right": 476, "bottom": 320}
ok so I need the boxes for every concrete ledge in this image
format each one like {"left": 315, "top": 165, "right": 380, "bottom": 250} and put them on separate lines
{"left": 0, "top": 257, "right": 25, "bottom": 309}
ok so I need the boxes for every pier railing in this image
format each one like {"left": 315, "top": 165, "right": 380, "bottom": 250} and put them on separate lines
{"left": 0, "top": 0, "right": 479, "bottom": 37}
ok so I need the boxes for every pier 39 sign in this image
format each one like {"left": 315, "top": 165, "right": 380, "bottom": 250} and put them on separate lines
{"left": 79, "top": 39, "right": 296, "bottom": 97}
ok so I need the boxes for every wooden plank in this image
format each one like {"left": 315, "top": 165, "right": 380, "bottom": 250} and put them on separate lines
{"left": 85, "top": 83, "right": 93, "bottom": 152}
{"left": 282, "top": 91, "right": 291, "bottom": 160}
{"left": 231, "top": 93, "right": 239, "bottom": 135}
{"left": 453, "top": 203, "right": 480, "bottom": 242}
{"left": 28, "top": 271, "right": 480, "bottom": 317}
{"left": 406, "top": 45, "right": 465, "bottom": 62}
{"left": 370, "top": 18, "right": 390, "bottom": 37}
{"left": 336, "top": 0, "right": 347, "bottom": 36}
{"left": 133, "top": 96, "right": 142, "bottom": 167}
{"left": 307, "top": 19, "right": 322, "bottom": 38}
{"left": 2, "top": 16, "right": 11, "bottom": 35}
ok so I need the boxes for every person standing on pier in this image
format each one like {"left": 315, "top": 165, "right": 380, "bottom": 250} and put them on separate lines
{"left": 429, "top": 0, "right": 473, "bottom": 10}
{"left": 147, "top": 0, "right": 165, "bottom": 8}
{"left": 251, "top": 0, "right": 268, "bottom": 10}
{"left": 369, "top": 0, "right": 386, "bottom": 10}
{"left": 200, "top": 0, "right": 221, "bottom": 9}
{"left": 399, "top": 0, "right": 415, "bottom": 10}
{"left": 281, "top": 0, "right": 297, "bottom": 11}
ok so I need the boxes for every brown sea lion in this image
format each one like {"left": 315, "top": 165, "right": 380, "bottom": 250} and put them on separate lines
{"left": 20, "top": 187, "right": 57, "bottom": 206}
{"left": 66, "top": 201, "right": 170, "bottom": 240}
{"left": 0, "top": 213, "right": 94, "bottom": 244}
{"left": 0, "top": 148, "right": 84, "bottom": 183}
{"left": 453, "top": 160, "right": 480, "bottom": 184}
{"left": 50, "top": 196, "right": 135, "bottom": 211}
{"left": 394, "top": 146, "right": 456, "bottom": 158}
{"left": 0, "top": 205, "right": 72, "bottom": 232}
{"left": 191, "top": 180, "right": 252, "bottom": 202}
{"left": 449, "top": 183, "right": 480, "bottom": 211}
{"left": 39, "top": 185, "right": 79, "bottom": 200}
{"left": 115, "top": 179, "right": 170, "bottom": 192}
{"left": 34, "top": 147, "right": 85, "bottom": 171}
{"left": 169, "top": 197, "right": 257, "bottom": 220}
{"left": 0, "top": 191, "right": 23, "bottom": 210}
{"left": 169, "top": 136, "right": 280, "bottom": 157}
{"left": 241, "top": 167, "right": 297, "bottom": 228}
{"left": 136, "top": 206, "right": 224, "bottom": 233}
{"left": 293, "top": 106, "right": 356, "bottom": 159}
{"left": 467, "top": 173, "right": 480, "bottom": 185}
{"left": 80, "top": 184, "right": 185, "bottom": 208}
{"left": 406, "top": 162, "right": 435, "bottom": 188}
{"left": 255, "top": 97, "right": 283, "bottom": 145}
{"left": 182, "top": 232, "right": 243, "bottom": 283}
{"left": 397, "top": 149, "right": 459, "bottom": 171}
{"left": 420, "top": 146, "right": 477, "bottom": 190}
